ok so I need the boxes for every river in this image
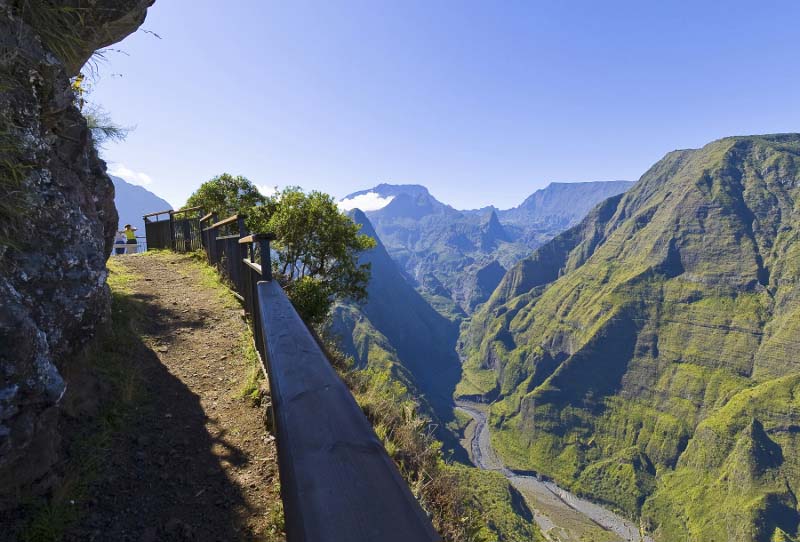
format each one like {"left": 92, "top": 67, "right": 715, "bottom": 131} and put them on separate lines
{"left": 455, "top": 400, "right": 655, "bottom": 542}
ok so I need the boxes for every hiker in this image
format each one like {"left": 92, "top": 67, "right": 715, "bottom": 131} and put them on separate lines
{"left": 123, "top": 224, "right": 138, "bottom": 254}
{"left": 114, "top": 230, "right": 126, "bottom": 255}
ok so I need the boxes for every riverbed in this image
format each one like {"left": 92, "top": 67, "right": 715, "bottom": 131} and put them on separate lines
{"left": 455, "top": 400, "right": 655, "bottom": 542}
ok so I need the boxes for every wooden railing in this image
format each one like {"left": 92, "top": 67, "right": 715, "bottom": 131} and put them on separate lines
{"left": 143, "top": 206, "right": 203, "bottom": 252}
{"left": 192, "top": 213, "right": 440, "bottom": 542}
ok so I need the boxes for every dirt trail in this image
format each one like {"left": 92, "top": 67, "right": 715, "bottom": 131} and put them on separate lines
{"left": 66, "top": 252, "right": 282, "bottom": 542}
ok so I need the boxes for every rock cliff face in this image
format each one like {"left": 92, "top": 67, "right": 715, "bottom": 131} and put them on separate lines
{"left": 0, "top": 0, "right": 153, "bottom": 507}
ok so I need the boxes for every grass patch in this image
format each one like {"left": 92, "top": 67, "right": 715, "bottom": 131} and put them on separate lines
{"left": 16, "top": 2, "right": 89, "bottom": 70}
{"left": 0, "top": 116, "right": 32, "bottom": 253}
{"left": 185, "top": 250, "right": 240, "bottom": 308}
{"left": 238, "top": 327, "right": 264, "bottom": 405}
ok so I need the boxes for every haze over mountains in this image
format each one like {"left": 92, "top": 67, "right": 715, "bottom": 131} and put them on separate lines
{"left": 341, "top": 180, "right": 633, "bottom": 314}
{"left": 330, "top": 211, "right": 463, "bottom": 433}
{"left": 111, "top": 175, "right": 172, "bottom": 234}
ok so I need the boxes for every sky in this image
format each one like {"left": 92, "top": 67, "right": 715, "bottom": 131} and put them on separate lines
{"left": 91, "top": 0, "right": 800, "bottom": 210}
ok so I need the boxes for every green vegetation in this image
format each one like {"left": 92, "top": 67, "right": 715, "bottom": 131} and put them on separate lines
{"left": 459, "top": 134, "right": 800, "bottom": 541}
{"left": 238, "top": 330, "right": 264, "bottom": 405}
{"left": 642, "top": 375, "right": 800, "bottom": 542}
{"left": 323, "top": 340, "right": 543, "bottom": 542}
{"left": 185, "top": 173, "right": 267, "bottom": 218}
{"left": 250, "top": 187, "right": 376, "bottom": 324}
{"left": 0, "top": 123, "right": 30, "bottom": 251}
{"left": 452, "top": 466, "right": 546, "bottom": 542}
{"left": 187, "top": 177, "right": 376, "bottom": 325}
{"left": 17, "top": 2, "right": 88, "bottom": 70}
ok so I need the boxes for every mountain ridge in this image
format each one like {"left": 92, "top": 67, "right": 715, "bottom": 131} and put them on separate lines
{"left": 112, "top": 175, "right": 172, "bottom": 234}
{"left": 343, "top": 180, "right": 634, "bottom": 314}
{"left": 458, "top": 133, "right": 800, "bottom": 541}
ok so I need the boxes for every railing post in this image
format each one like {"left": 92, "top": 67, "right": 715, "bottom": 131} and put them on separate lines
{"left": 237, "top": 214, "right": 248, "bottom": 237}
{"left": 208, "top": 213, "right": 218, "bottom": 264}
{"left": 168, "top": 211, "right": 176, "bottom": 251}
{"left": 259, "top": 235, "right": 272, "bottom": 281}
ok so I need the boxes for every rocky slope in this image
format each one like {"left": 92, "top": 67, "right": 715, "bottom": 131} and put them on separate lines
{"left": 497, "top": 180, "right": 634, "bottom": 231}
{"left": 0, "top": 0, "right": 153, "bottom": 508}
{"left": 345, "top": 181, "right": 633, "bottom": 314}
{"left": 460, "top": 134, "right": 800, "bottom": 541}
{"left": 330, "top": 210, "right": 462, "bottom": 429}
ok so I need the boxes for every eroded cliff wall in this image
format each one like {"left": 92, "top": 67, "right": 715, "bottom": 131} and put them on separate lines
{"left": 0, "top": 0, "right": 152, "bottom": 507}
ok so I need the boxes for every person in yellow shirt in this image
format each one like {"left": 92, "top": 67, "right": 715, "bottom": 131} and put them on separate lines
{"left": 122, "top": 224, "right": 138, "bottom": 254}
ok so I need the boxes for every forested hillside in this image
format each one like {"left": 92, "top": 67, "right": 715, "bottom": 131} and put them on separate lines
{"left": 460, "top": 134, "right": 800, "bottom": 541}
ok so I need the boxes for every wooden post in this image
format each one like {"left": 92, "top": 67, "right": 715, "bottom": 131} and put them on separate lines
{"left": 208, "top": 213, "right": 218, "bottom": 264}
{"left": 168, "top": 211, "right": 175, "bottom": 251}
{"left": 259, "top": 236, "right": 272, "bottom": 281}
{"left": 182, "top": 219, "right": 191, "bottom": 252}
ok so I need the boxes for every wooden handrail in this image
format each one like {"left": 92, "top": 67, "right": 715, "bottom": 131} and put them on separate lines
{"left": 208, "top": 213, "right": 245, "bottom": 230}
{"left": 257, "top": 281, "right": 440, "bottom": 542}
{"left": 171, "top": 205, "right": 202, "bottom": 215}
{"left": 142, "top": 209, "right": 173, "bottom": 219}
{"left": 239, "top": 233, "right": 277, "bottom": 244}
{"left": 199, "top": 212, "right": 214, "bottom": 223}
{"left": 242, "top": 258, "right": 262, "bottom": 274}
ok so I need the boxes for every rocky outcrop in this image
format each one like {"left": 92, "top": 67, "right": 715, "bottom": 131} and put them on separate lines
{"left": 0, "top": 0, "right": 153, "bottom": 508}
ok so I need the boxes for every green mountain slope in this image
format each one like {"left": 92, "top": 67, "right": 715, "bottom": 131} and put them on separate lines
{"left": 459, "top": 134, "right": 800, "bottom": 541}
{"left": 330, "top": 210, "right": 545, "bottom": 541}
{"left": 330, "top": 210, "right": 463, "bottom": 429}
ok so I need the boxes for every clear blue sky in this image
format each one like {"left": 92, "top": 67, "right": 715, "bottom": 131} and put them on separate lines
{"left": 91, "top": 0, "right": 800, "bottom": 209}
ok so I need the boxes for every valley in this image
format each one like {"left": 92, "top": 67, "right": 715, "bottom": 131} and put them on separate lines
{"left": 335, "top": 133, "right": 800, "bottom": 542}
{"left": 457, "top": 400, "right": 653, "bottom": 542}
{"left": 3, "top": 2, "right": 797, "bottom": 540}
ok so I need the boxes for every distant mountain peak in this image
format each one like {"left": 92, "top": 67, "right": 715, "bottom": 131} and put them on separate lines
{"left": 340, "top": 183, "right": 438, "bottom": 212}
{"left": 111, "top": 175, "right": 172, "bottom": 234}
{"left": 344, "top": 183, "right": 431, "bottom": 200}
{"left": 499, "top": 180, "right": 634, "bottom": 229}
{"left": 480, "top": 209, "right": 509, "bottom": 249}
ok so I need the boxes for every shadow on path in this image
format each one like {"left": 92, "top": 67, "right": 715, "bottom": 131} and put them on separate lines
{"left": 55, "top": 253, "right": 282, "bottom": 542}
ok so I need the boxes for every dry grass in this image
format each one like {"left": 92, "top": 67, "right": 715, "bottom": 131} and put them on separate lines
{"left": 322, "top": 339, "right": 487, "bottom": 542}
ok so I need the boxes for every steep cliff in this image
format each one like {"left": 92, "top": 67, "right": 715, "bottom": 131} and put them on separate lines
{"left": 460, "top": 134, "right": 800, "bottom": 541}
{"left": 0, "top": 0, "right": 153, "bottom": 507}
{"left": 330, "top": 210, "right": 462, "bottom": 426}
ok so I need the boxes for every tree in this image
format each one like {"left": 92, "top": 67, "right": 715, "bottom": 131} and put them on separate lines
{"left": 185, "top": 173, "right": 266, "bottom": 219}
{"left": 250, "top": 187, "right": 376, "bottom": 325}
{"left": 185, "top": 179, "right": 375, "bottom": 325}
